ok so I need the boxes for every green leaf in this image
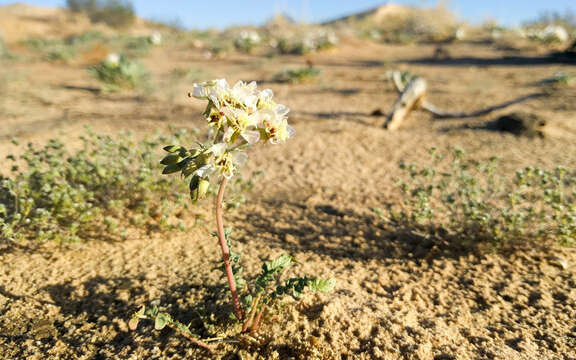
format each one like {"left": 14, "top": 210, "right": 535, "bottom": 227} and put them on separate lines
{"left": 163, "top": 145, "right": 184, "bottom": 153}
{"left": 162, "top": 161, "right": 186, "bottom": 174}
{"left": 255, "top": 254, "right": 294, "bottom": 294}
{"left": 264, "top": 253, "right": 293, "bottom": 273}
{"left": 308, "top": 278, "right": 336, "bottom": 292}
{"left": 154, "top": 313, "right": 170, "bottom": 330}
{"left": 128, "top": 316, "right": 140, "bottom": 330}
{"left": 160, "top": 154, "right": 182, "bottom": 165}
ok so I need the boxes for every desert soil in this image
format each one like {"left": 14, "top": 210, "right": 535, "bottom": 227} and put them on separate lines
{"left": 1, "top": 36, "right": 576, "bottom": 360}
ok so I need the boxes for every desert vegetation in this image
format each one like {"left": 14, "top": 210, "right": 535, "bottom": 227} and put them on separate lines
{"left": 0, "top": 2, "right": 575, "bottom": 359}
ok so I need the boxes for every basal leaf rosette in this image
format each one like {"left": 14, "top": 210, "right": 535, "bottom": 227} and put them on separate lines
{"left": 162, "top": 79, "right": 295, "bottom": 201}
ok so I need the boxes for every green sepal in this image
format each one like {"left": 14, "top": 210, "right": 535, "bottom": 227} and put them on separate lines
{"left": 162, "top": 161, "right": 186, "bottom": 174}
{"left": 163, "top": 145, "right": 185, "bottom": 153}
{"left": 160, "top": 154, "right": 182, "bottom": 165}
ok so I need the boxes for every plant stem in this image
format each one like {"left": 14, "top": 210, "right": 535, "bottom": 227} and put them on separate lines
{"left": 241, "top": 294, "right": 261, "bottom": 333}
{"left": 250, "top": 307, "right": 266, "bottom": 333}
{"left": 172, "top": 325, "right": 214, "bottom": 352}
{"left": 215, "top": 177, "right": 245, "bottom": 321}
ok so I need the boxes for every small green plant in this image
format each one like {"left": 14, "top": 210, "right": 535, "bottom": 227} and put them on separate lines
{"left": 273, "top": 66, "right": 321, "bottom": 84}
{"left": 540, "top": 72, "right": 576, "bottom": 87}
{"left": 170, "top": 67, "right": 207, "bottom": 82}
{"left": 375, "top": 148, "right": 576, "bottom": 250}
{"left": 130, "top": 79, "right": 334, "bottom": 350}
{"left": 116, "top": 35, "right": 154, "bottom": 57}
{"left": 0, "top": 130, "right": 198, "bottom": 244}
{"left": 25, "top": 38, "right": 77, "bottom": 63}
{"left": 89, "top": 54, "right": 149, "bottom": 91}
{"left": 0, "top": 129, "right": 257, "bottom": 245}
{"left": 274, "top": 29, "right": 339, "bottom": 55}
{"left": 0, "top": 35, "right": 12, "bottom": 60}
{"left": 234, "top": 30, "right": 261, "bottom": 53}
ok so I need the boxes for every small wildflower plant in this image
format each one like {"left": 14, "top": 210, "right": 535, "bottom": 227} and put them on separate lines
{"left": 90, "top": 54, "right": 149, "bottom": 91}
{"left": 234, "top": 30, "right": 261, "bottom": 53}
{"left": 130, "top": 79, "right": 334, "bottom": 350}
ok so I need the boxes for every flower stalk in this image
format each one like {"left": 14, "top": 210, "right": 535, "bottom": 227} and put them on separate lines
{"left": 215, "top": 177, "right": 244, "bottom": 321}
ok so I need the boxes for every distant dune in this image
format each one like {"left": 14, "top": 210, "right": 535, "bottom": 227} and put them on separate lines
{"left": 0, "top": 2, "right": 157, "bottom": 43}
{"left": 323, "top": 3, "right": 411, "bottom": 25}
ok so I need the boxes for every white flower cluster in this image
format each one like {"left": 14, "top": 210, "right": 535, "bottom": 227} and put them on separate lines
{"left": 235, "top": 30, "right": 261, "bottom": 52}
{"left": 272, "top": 28, "right": 339, "bottom": 54}
{"left": 104, "top": 53, "right": 120, "bottom": 66}
{"left": 149, "top": 32, "right": 162, "bottom": 45}
{"left": 190, "top": 79, "right": 295, "bottom": 179}
{"left": 237, "top": 30, "right": 261, "bottom": 44}
{"left": 522, "top": 25, "right": 569, "bottom": 44}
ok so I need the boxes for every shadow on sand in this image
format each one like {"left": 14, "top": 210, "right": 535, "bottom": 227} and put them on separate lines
{"left": 401, "top": 54, "right": 576, "bottom": 67}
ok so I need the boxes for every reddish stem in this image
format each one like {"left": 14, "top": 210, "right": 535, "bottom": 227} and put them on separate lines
{"left": 176, "top": 328, "right": 214, "bottom": 352}
{"left": 215, "top": 177, "right": 245, "bottom": 321}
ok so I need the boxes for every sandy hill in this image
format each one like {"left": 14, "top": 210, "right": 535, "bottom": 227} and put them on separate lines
{"left": 323, "top": 3, "right": 410, "bottom": 25}
{"left": 0, "top": 2, "right": 156, "bottom": 44}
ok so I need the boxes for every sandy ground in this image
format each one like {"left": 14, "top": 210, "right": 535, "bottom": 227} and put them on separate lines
{"left": 1, "top": 37, "right": 576, "bottom": 359}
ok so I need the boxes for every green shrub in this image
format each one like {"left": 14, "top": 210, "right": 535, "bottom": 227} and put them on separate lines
{"left": 0, "top": 130, "right": 190, "bottom": 243}
{"left": 540, "top": 72, "right": 576, "bottom": 87}
{"left": 0, "top": 129, "right": 258, "bottom": 245}
{"left": 66, "top": 0, "right": 135, "bottom": 29}
{"left": 118, "top": 35, "right": 153, "bottom": 57}
{"left": 273, "top": 66, "right": 321, "bottom": 84}
{"left": 0, "top": 35, "right": 12, "bottom": 59}
{"left": 234, "top": 30, "right": 261, "bottom": 53}
{"left": 25, "top": 38, "right": 77, "bottom": 63}
{"left": 89, "top": 54, "right": 149, "bottom": 91}
{"left": 274, "top": 29, "right": 339, "bottom": 55}
{"left": 65, "top": 31, "right": 107, "bottom": 46}
{"left": 375, "top": 148, "right": 576, "bottom": 250}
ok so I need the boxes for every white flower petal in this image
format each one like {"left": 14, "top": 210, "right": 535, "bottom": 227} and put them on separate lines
{"left": 222, "top": 127, "right": 235, "bottom": 143}
{"left": 286, "top": 124, "right": 296, "bottom": 138}
{"left": 233, "top": 152, "right": 248, "bottom": 165}
{"left": 195, "top": 164, "right": 214, "bottom": 178}
{"left": 275, "top": 104, "right": 290, "bottom": 116}
{"left": 241, "top": 130, "right": 261, "bottom": 144}
{"left": 260, "top": 89, "right": 274, "bottom": 101}
{"left": 210, "top": 143, "right": 227, "bottom": 156}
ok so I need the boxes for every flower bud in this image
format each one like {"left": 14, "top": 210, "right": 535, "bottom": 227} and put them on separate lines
{"left": 189, "top": 175, "right": 210, "bottom": 201}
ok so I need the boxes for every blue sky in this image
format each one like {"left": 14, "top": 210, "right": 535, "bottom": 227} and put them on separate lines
{"left": 1, "top": 0, "right": 575, "bottom": 29}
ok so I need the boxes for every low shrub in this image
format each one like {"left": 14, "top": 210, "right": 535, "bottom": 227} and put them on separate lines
{"left": 0, "top": 35, "right": 12, "bottom": 59}
{"left": 234, "top": 30, "right": 261, "bottom": 53}
{"left": 273, "top": 66, "right": 321, "bottom": 84}
{"left": 89, "top": 54, "right": 149, "bottom": 91}
{"left": 374, "top": 148, "right": 576, "bottom": 250}
{"left": 66, "top": 0, "right": 135, "bottom": 29}
{"left": 25, "top": 38, "right": 77, "bottom": 63}
{"left": 274, "top": 29, "right": 339, "bottom": 55}
{"left": 0, "top": 129, "right": 256, "bottom": 245}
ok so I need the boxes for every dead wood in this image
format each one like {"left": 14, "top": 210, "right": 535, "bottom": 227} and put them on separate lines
{"left": 385, "top": 71, "right": 546, "bottom": 127}
{"left": 383, "top": 76, "right": 427, "bottom": 130}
